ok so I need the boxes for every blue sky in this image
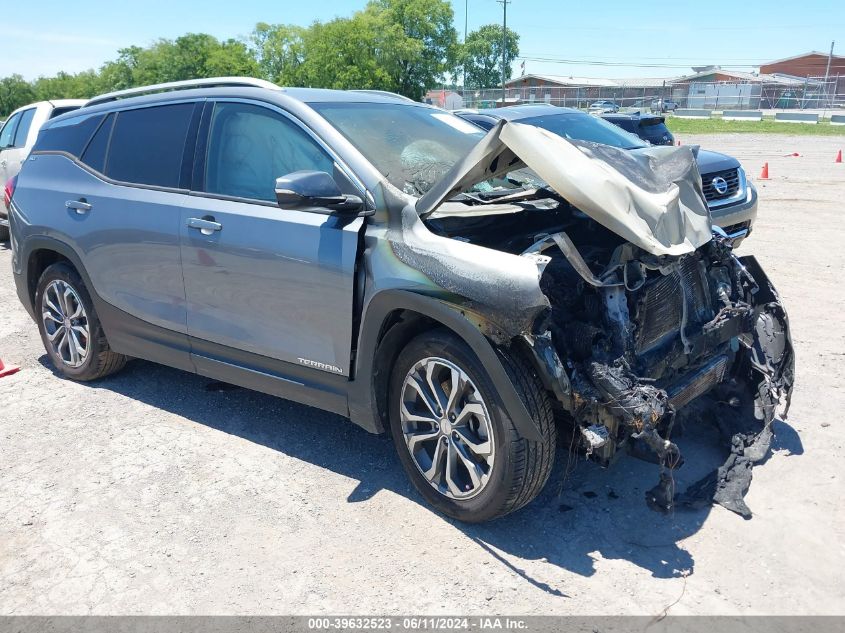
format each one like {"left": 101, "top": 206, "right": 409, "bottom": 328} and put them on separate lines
{"left": 2, "top": 0, "right": 843, "bottom": 80}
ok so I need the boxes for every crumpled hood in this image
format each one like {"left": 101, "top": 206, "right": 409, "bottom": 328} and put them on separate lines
{"left": 416, "top": 120, "right": 713, "bottom": 257}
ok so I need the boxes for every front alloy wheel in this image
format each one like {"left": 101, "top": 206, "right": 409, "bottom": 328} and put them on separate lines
{"left": 389, "top": 329, "right": 556, "bottom": 522}
{"left": 400, "top": 357, "right": 495, "bottom": 500}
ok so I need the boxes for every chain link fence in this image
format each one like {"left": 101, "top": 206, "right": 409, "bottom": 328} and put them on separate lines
{"left": 444, "top": 76, "right": 844, "bottom": 112}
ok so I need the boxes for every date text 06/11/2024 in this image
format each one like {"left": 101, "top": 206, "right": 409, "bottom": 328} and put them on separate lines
{"left": 306, "top": 617, "right": 528, "bottom": 630}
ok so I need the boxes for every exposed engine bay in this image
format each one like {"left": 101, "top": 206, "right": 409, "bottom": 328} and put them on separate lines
{"left": 379, "top": 119, "right": 795, "bottom": 517}
{"left": 424, "top": 197, "right": 795, "bottom": 518}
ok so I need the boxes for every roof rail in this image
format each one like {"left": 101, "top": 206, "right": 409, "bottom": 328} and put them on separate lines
{"left": 85, "top": 77, "right": 281, "bottom": 107}
{"left": 348, "top": 89, "right": 416, "bottom": 103}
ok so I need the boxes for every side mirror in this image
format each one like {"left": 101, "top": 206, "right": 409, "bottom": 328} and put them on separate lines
{"left": 274, "top": 170, "right": 364, "bottom": 214}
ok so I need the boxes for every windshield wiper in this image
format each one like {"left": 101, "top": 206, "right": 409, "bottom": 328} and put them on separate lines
{"left": 449, "top": 186, "right": 540, "bottom": 204}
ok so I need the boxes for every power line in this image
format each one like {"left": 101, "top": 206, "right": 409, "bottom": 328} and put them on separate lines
{"left": 518, "top": 56, "right": 844, "bottom": 72}
{"left": 517, "top": 56, "right": 760, "bottom": 69}
{"left": 515, "top": 23, "right": 845, "bottom": 32}
{"left": 522, "top": 53, "right": 777, "bottom": 62}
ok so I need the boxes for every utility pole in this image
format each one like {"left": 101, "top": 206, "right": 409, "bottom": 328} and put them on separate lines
{"left": 464, "top": 0, "right": 468, "bottom": 95}
{"left": 823, "top": 41, "right": 835, "bottom": 108}
{"left": 497, "top": 0, "right": 510, "bottom": 105}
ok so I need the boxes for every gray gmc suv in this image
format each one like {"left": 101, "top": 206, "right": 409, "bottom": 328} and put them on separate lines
{"left": 8, "top": 78, "right": 794, "bottom": 522}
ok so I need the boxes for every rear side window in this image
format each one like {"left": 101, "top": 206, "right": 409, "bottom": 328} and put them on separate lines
{"left": 13, "top": 108, "right": 37, "bottom": 147}
{"left": 106, "top": 104, "right": 194, "bottom": 188}
{"left": 637, "top": 119, "right": 671, "bottom": 144}
{"left": 610, "top": 118, "right": 637, "bottom": 134}
{"left": 33, "top": 113, "right": 105, "bottom": 156}
{"left": 80, "top": 113, "right": 114, "bottom": 173}
{"left": 0, "top": 112, "right": 22, "bottom": 149}
{"left": 465, "top": 115, "right": 495, "bottom": 131}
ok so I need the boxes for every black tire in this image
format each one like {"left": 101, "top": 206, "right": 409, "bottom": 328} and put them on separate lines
{"left": 388, "top": 329, "right": 556, "bottom": 522}
{"left": 35, "top": 262, "right": 128, "bottom": 381}
{"left": 0, "top": 224, "right": 9, "bottom": 242}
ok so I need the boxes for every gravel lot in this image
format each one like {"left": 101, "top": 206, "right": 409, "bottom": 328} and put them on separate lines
{"left": 1, "top": 134, "right": 843, "bottom": 616}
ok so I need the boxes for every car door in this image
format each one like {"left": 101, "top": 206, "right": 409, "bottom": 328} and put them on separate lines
{"left": 23, "top": 103, "right": 200, "bottom": 343}
{"left": 0, "top": 110, "right": 23, "bottom": 184}
{"left": 180, "top": 100, "right": 364, "bottom": 376}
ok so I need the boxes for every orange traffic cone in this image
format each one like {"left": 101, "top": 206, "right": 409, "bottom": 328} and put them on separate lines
{"left": 759, "top": 162, "right": 770, "bottom": 180}
{"left": 836, "top": 149, "right": 842, "bottom": 163}
{"left": 0, "top": 358, "right": 20, "bottom": 378}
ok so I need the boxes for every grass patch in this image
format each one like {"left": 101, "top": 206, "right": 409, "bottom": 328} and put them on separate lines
{"left": 665, "top": 117, "right": 845, "bottom": 136}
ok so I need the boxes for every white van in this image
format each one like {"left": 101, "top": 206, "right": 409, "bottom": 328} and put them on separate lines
{"left": 1, "top": 99, "right": 85, "bottom": 239}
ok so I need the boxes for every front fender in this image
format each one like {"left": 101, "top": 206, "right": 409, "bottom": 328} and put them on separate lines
{"left": 348, "top": 289, "right": 544, "bottom": 441}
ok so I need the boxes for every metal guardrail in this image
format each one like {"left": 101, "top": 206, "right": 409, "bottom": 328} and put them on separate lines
{"left": 722, "top": 110, "right": 763, "bottom": 121}
{"left": 673, "top": 109, "right": 711, "bottom": 119}
{"left": 774, "top": 112, "right": 819, "bottom": 124}
{"left": 829, "top": 114, "right": 845, "bottom": 125}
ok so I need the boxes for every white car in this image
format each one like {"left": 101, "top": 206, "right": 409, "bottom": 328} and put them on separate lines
{"left": 587, "top": 100, "right": 620, "bottom": 114}
{"left": 1, "top": 99, "right": 85, "bottom": 239}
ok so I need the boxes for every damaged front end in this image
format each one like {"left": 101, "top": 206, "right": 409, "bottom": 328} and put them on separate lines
{"left": 406, "top": 120, "right": 794, "bottom": 517}
{"left": 530, "top": 233, "right": 794, "bottom": 518}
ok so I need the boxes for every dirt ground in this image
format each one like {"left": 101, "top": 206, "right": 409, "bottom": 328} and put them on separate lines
{"left": 1, "top": 134, "right": 843, "bottom": 616}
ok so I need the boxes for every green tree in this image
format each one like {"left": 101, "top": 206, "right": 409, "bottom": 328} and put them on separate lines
{"left": 249, "top": 23, "right": 307, "bottom": 84}
{"left": 120, "top": 34, "right": 257, "bottom": 85}
{"left": 0, "top": 0, "right": 470, "bottom": 116}
{"left": 298, "top": 12, "right": 397, "bottom": 90}
{"left": 460, "top": 24, "right": 519, "bottom": 90}
{"left": 32, "top": 70, "right": 101, "bottom": 101}
{"left": 0, "top": 75, "right": 36, "bottom": 117}
{"left": 167, "top": 33, "right": 220, "bottom": 80}
{"left": 96, "top": 46, "right": 145, "bottom": 93}
{"left": 369, "top": 0, "right": 458, "bottom": 99}
{"left": 205, "top": 39, "right": 259, "bottom": 77}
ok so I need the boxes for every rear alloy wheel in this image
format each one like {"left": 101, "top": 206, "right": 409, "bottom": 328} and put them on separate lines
{"left": 389, "top": 329, "right": 556, "bottom": 522}
{"left": 42, "top": 279, "right": 90, "bottom": 368}
{"left": 35, "top": 262, "right": 128, "bottom": 381}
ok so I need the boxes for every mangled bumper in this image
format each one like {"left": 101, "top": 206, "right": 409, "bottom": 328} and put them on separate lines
{"left": 529, "top": 246, "right": 795, "bottom": 518}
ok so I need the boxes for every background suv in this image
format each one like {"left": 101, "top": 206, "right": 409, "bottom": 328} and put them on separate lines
{"left": 599, "top": 111, "right": 675, "bottom": 146}
{"left": 9, "top": 79, "right": 791, "bottom": 522}
{"left": 0, "top": 100, "right": 85, "bottom": 239}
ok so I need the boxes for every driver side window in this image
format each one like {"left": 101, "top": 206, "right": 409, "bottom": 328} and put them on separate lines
{"left": 204, "top": 102, "right": 333, "bottom": 202}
